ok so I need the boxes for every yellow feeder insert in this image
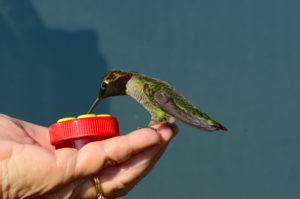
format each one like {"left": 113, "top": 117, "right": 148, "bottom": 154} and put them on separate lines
{"left": 77, "top": 114, "right": 97, "bottom": 118}
{"left": 57, "top": 117, "right": 76, "bottom": 123}
{"left": 97, "top": 114, "right": 111, "bottom": 117}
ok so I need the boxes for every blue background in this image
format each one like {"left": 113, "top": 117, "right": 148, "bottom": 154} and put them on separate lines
{"left": 1, "top": 0, "right": 299, "bottom": 198}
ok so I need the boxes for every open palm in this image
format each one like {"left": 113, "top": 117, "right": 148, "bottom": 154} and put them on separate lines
{"left": 0, "top": 114, "right": 177, "bottom": 198}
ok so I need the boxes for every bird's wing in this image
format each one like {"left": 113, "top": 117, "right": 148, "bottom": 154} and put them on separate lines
{"left": 143, "top": 83, "right": 218, "bottom": 131}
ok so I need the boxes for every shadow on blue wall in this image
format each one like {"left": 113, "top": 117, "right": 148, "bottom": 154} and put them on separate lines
{"left": 0, "top": 1, "right": 108, "bottom": 125}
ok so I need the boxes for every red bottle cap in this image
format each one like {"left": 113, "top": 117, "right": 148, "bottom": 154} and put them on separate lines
{"left": 49, "top": 114, "right": 119, "bottom": 144}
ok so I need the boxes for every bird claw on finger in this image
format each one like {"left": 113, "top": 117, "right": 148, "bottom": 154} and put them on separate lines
{"left": 137, "top": 126, "right": 158, "bottom": 133}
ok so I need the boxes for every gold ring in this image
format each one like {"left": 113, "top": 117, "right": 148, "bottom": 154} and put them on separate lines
{"left": 93, "top": 176, "right": 105, "bottom": 199}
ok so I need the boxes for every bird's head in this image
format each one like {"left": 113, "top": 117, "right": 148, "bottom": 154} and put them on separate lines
{"left": 88, "top": 70, "right": 133, "bottom": 113}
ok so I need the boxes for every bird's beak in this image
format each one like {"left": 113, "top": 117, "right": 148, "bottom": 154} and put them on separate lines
{"left": 87, "top": 95, "right": 103, "bottom": 114}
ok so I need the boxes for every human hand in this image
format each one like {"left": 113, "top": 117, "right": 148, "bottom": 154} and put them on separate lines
{"left": 0, "top": 114, "right": 178, "bottom": 198}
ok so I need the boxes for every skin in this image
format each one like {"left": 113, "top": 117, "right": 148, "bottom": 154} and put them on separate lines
{"left": 0, "top": 114, "right": 178, "bottom": 198}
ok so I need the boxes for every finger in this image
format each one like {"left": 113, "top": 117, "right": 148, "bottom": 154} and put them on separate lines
{"left": 73, "top": 127, "right": 161, "bottom": 177}
{"left": 101, "top": 124, "right": 178, "bottom": 197}
{"left": 151, "top": 123, "right": 179, "bottom": 143}
{"left": 78, "top": 124, "right": 178, "bottom": 198}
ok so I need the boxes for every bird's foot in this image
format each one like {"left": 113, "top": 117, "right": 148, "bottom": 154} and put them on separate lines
{"left": 138, "top": 126, "right": 158, "bottom": 133}
{"left": 146, "top": 126, "right": 158, "bottom": 133}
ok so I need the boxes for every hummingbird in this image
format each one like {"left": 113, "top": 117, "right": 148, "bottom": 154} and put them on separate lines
{"left": 87, "top": 70, "right": 227, "bottom": 132}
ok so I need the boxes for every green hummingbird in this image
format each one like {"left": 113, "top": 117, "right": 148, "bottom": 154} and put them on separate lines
{"left": 87, "top": 70, "right": 227, "bottom": 132}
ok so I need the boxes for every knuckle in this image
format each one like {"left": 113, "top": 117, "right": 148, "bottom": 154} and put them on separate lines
{"left": 109, "top": 180, "right": 130, "bottom": 198}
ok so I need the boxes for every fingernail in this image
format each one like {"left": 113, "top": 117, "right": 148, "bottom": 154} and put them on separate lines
{"left": 168, "top": 123, "right": 179, "bottom": 135}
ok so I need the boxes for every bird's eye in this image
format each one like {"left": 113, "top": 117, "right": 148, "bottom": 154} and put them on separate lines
{"left": 101, "top": 82, "right": 108, "bottom": 89}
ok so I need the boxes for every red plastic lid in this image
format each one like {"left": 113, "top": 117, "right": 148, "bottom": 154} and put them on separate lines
{"left": 49, "top": 114, "right": 119, "bottom": 144}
